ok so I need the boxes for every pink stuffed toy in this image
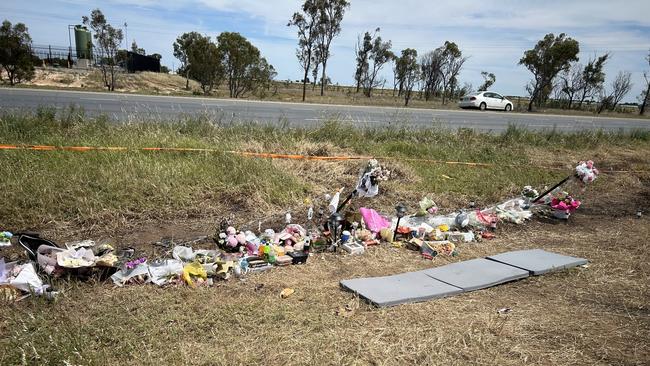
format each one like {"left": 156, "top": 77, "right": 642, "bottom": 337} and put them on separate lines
{"left": 225, "top": 227, "right": 238, "bottom": 248}
{"left": 575, "top": 160, "right": 599, "bottom": 184}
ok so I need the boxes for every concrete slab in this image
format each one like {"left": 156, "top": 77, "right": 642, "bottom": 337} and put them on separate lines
{"left": 340, "top": 271, "right": 463, "bottom": 307}
{"left": 421, "top": 258, "right": 529, "bottom": 292}
{"left": 486, "top": 249, "right": 588, "bottom": 275}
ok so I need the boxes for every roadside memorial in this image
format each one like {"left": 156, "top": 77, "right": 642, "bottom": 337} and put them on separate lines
{"left": 0, "top": 159, "right": 601, "bottom": 298}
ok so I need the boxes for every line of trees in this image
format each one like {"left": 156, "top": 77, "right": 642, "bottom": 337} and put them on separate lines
{"left": 288, "top": 0, "right": 350, "bottom": 101}
{"left": 519, "top": 33, "right": 646, "bottom": 114}
{"left": 2, "top": 5, "right": 649, "bottom": 114}
{"left": 173, "top": 31, "right": 276, "bottom": 96}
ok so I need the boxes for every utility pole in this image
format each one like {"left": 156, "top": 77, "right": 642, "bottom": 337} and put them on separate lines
{"left": 124, "top": 22, "right": 128, "bottom": 49}
{"left": 67, "top": 24, "right": 75, "bottom": 68}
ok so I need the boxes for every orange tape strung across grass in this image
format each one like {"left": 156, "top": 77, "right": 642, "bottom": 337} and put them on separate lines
{"left": 0, "top": 143, "right": 647, "bottom": 173}
{"left": 0, "top": 143, "right": 498, "bottom": 165}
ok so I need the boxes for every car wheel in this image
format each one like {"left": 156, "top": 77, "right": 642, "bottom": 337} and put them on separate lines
{"left": 505, "top": 104, "right": 512, "bottom": 112}
{"left": 479, "top": 102, "right": 487, "bottom": 111}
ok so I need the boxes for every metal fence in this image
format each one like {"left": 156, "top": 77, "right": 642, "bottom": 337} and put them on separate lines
{"left": 31, "top": 44, "right": 84, "bottom": 68}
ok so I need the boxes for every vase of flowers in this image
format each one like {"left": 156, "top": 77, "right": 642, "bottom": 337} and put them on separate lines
{"left": 550, "top": 191, "right": 581, "bottom": 219}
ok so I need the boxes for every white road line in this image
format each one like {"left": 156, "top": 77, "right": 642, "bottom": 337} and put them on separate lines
{"left": 79, "top": 97, "right": 118, "bottom": 101}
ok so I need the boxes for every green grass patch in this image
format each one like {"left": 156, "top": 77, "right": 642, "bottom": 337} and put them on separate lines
{"left": 1, "top": 109, "right": 648, "bottom": 228}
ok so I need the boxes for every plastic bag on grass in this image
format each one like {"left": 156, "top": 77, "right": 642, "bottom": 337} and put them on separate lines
{"left": 172, "top": 246, "right": 195, "bottom": 262}
{"left": 111, "top": 263, "right": 149, "bottom": 287}
{"left": 0, "top": 259, "right": 49, "bottom": 295}
{"left": 148, "top": 259, "right": 184, "bottom": 286}
{"left": 359, "top": 207, "right": 392, "bottom": 233}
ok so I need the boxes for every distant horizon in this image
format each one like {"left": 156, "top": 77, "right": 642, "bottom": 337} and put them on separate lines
{"left": 2, "top": 0, "right": 649, "bottom": 103}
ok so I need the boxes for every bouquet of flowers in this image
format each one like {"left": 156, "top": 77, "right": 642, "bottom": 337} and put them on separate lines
{"left": 355, "top": 159, "right": 391, "bottom": 198}
{"left": 521, "top": 186, "right": 539, "bottom": 199}
{"left": 550, "top": 191, "right": 581, "bottom": 214}
{"left": 124, "top": 257, "right": 147, "bottom": 270}
{"left": 575, "top": 160, "right": 599, "bottom": 184}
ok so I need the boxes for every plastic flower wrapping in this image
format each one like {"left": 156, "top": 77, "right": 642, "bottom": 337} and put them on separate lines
{"left": 550, "top": 191, "right": 581, "bottom": 213}
{"left": 575, "top": 160, "right": 599, "bottom": 184}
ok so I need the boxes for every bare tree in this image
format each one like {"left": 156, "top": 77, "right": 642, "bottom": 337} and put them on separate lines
{"left": 315, "top": 0, "right": 349, "bottom": 96}
{"left": 288, "top": 0, "right": 320, "bottom": 102}
{"left": 558, "top": 63, "right": 585, "bottom": 109}
{"left": 598, "top": 71, "right": 633, "bottom": 114}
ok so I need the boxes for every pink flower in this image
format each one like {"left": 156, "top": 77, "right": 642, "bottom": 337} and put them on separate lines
{"left": 551, "top": 197, "right": 581, "bottom": 213}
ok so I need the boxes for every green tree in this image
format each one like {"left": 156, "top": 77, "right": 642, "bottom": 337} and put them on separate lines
{"left": 216, "top": 32, "right": 275, "bottom": 98}
{"left": 173, "top": 31, "right": 202, "bottom": 90}
{"left": 288, "top": 0, "right": 320, "bottom": 102}
{"left": 393, "top": 48, "right": 417, "bottom": 97}
{"left": 420, "top": 47, "right": 444, "bottom": 101}
{"left": 187, "top": 35, "right": 222, "bottom": 95}
{"left": 245, "top": 57, "right": 277, "bottom": 97}
{"left": 160, "top": 65, "right": 170, "bottom": 74}
{"left": 397, "top": 48, "right": 419, "bottom": 106}
{"left": 314, "top": 0, "right": 349, "bottom": 96}
{"left": 362, "top": 30, "right": 393, "bottom": 97}
{"left": 638, "top": 50, "right": 649, "bottom": 115}
{"left": 519, "top": 33, "right": 579, "bottom": 111}
{"left": 439, "top": 41, "right": 467, "bottom": 104}
{"left": 478, "top": 71, "right": 495, "bottom": 91}
{"left": 353, "top": 30, "right": 375, "bottom": 93}
{"left": 0, "top": 20, "right": 35, "bottom": 86}
{"left": 83, "top": 9, "right": 124, "bottom": 91}
{"left": 130, "top": 39, "right": 145, "bottom": 55}
{"left": 576, "top": 53, "right": 609, "bottom": 108}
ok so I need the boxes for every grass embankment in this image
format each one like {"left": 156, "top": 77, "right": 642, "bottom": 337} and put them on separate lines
{"left": 2, "top": 108, "right": 648, "bottom": 231}
{"left": 1, "top": 110, "right": 649, "bottom": 365}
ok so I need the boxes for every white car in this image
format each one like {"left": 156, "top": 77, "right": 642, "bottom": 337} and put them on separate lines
{"left": 459, "top": 91, "right": 513, "bottom": 111}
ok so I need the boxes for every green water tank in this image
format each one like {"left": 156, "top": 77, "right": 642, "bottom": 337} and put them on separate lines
{"left": 74, "top": 25, "right": 92, "bottom": 59}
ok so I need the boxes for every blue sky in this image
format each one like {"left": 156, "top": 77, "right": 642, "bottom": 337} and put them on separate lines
{"left": 2, "top": 0, "right": 649, "bottom": 101}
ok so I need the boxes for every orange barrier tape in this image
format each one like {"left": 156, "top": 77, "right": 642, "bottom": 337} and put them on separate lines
{"left": 230, "top": 151, "right": 374, "bottom": 161}
{"left": 1, "top": 143, "right": 648, "bottom": 173}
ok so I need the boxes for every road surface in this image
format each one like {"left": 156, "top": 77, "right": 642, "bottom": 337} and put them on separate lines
{"left": 1, "top": 87, "right": 648, "bottom": 132}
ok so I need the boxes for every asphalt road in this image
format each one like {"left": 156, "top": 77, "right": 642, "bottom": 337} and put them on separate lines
{"left": 1, "top": 87, "right": 648, "bottom": 132}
